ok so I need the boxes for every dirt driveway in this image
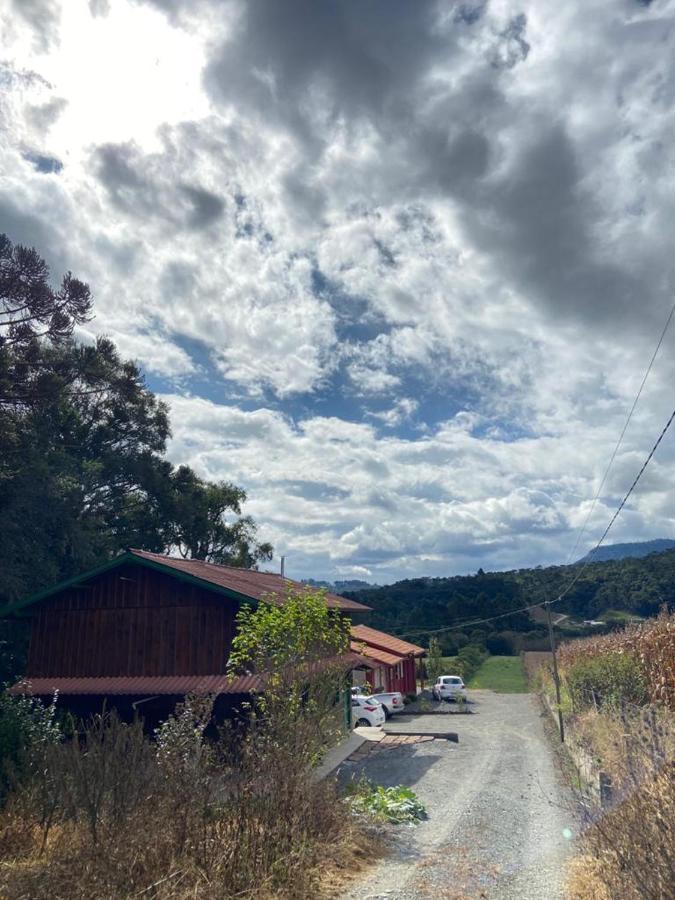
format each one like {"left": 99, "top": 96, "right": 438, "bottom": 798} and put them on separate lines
{"left": 338, "top": 692, "right": 575, "bottom": 900}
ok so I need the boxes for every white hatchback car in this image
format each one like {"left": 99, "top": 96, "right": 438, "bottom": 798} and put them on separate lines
{"left": 432, "top": 675, "right": 467, "bottom": 702}
{"left": 351, "top": 695, "right": 386, "bottom": 728}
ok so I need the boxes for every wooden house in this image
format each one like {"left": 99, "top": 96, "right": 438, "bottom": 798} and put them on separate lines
{"left": 5, "top": 549, "right": 371, "bottom": 722}
{"left": 350, "top": 624, "right": 425, "bottom": 695}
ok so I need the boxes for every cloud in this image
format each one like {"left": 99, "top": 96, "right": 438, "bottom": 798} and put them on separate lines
{"left": 3, "top": 0, "right": 675, "bottom": 578}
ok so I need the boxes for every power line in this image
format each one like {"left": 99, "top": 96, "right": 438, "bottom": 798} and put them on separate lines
{"left": 555, "top": 403, "right": 675, "bottom": 603}
{"left": 396, "top": 403, "right": 675, "bottom": 640}
{"left": 565, "top": 301, "right": 675, "bottom": 565}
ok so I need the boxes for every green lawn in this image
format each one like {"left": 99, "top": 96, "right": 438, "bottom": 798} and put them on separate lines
{"left": 466, "top": 656, "right": 529, "bottom": 693}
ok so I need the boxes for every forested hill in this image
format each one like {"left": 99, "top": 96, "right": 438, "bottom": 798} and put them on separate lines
{"left": 344, "top": 548, "right": 675, "bottom": 651}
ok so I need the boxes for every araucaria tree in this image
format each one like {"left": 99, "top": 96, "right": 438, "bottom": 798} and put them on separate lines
{"left": 0, "top": 233, "right": 271, "bottom": 612}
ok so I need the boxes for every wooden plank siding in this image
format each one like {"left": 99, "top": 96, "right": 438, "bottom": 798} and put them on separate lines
{"left": 26, "top": 564, "right": 238, "bottom": 678}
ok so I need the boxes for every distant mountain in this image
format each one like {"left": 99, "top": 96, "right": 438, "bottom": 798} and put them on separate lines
{"left": 578, "top": 539, "right": 675, "bottom": 564}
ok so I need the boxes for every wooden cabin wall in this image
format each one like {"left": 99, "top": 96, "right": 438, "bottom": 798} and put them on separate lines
{"left": 26, "top": 564, "right": 238, "bottom": 677}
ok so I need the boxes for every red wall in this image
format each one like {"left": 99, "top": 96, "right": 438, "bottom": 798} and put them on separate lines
{"left": 365, "top": 656, "right": 416, "bottom": 695}
{"left": 26, "top": 563, "right": 238, "bottom": 678}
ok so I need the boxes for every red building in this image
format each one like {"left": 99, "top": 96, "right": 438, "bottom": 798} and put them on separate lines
{"left": 6, "top": 549, "right": 370, "bottom": 721}
{"left": 350, "top": 624, "right": 425, "bottom": 695}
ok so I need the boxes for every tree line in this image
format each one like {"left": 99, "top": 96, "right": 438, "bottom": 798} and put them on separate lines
{"left": 344, "top": 548, "right": 675, "bottom": 654}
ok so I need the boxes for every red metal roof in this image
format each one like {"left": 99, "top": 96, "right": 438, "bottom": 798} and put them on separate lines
{"left": 10, "top": 674, "right": 263, "bottom": 696}
{"left": 350, "top": 640, "right": 402, "bottom": 667}
{"left": 350, "top": 625, "right": 426, "bottom": 658}
{"left": 129, "top": 550, "right": 371, "bottom": 612}
{"left": 11, "top": 654, "right": 373, "bottom": 697}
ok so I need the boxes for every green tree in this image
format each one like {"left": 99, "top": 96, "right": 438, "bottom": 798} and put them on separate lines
{"left": 426, "top": 636, "right": 444, "bottom": 682}
{"left": 159, "top": 466, "right": 272, "bottom": 566}
{"left": 228, "top": 587, "right": 351, "bottom": 763}
{"left": 0, "top": 235, "right": 272, "bottom": 611}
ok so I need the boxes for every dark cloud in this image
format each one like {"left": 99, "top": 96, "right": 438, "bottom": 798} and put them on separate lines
{"left": 464, "top": 126, "right": 645, "bottom": 326}
{"left": 204, "top": 0, "right": 449, "bottom": 147}
{"left": 0, "top": 194, "right": 65, "bottom": 278}
{"left": 181, "top": 185, "right": 225, "bottom": 229}
{"left": 93, "top": 142, "right": 225, "bottom": 231}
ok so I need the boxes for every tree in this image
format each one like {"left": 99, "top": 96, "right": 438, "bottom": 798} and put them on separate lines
{"left": 228, "top": 587, "right": 352, "bottom": 763}
{"left": 426, "top": 636, "right": 444, "bottom": 682}
{"left": 0, "top": 234, "right": 91, "bottom": 349}
{"left": 159, "top": 466, "right": 272, "bottom": 566}
{"left": 0, "top": 235, "right": 272, "bottom": 611}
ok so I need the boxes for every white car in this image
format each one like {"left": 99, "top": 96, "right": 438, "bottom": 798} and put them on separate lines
{"left": 351, "top": 695, "right": 386, "bottom": 728}
{"left": 432, "top": 675, "right": 467, "bottom": 702}
{"left": 371, "top": 691, "right": 405, "bottom": 718}
{"left": 351, "top": 686, "right": 405, "bottom": 719}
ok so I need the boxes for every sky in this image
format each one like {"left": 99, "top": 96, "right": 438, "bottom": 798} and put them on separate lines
{"left": 2, "top": 0, "right": 675, "bottom": 584}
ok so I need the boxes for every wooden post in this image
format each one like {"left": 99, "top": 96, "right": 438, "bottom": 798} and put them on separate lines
{"left": 546, "top": 601, "right": 565, "bottom": 744}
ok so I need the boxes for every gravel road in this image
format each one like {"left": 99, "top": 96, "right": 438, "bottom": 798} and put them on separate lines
{"left": 338, "top": 692, "right": 575, "bottom": 900}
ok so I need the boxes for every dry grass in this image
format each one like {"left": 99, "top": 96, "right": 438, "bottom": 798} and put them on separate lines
{"left": 558, "top": 608, "right": 675, "bottom": 709}
{"left": 562, "top": 690, "right": 675, "bottom": 900}
{"left": 522, "top": 651, "right": 552, "bottom": 685}
{"left": 0, "top": 702, "right": 375, "bottom": 900}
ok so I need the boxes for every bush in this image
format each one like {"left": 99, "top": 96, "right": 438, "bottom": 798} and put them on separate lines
{"left": 0, "top": 690, "right": 60, "bottom": 798}
{"left": 0, "top": 700, "right": 367, "bottom": 899}
{"left": 456, "top": 644, "right": 488, "bottom": 681}
{"left": 566, "top": 652, "right": 648, "bottom": 711}
{"left": 486, "top": 631, "right": 517, "bottom": 655}
{"left": 558, "top": 608, "right": 675, "bottom": 709}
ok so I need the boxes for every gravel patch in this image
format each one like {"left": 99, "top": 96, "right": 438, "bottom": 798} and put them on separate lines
{"left": 338, "top": 692, "right": 576, "bottom": 900}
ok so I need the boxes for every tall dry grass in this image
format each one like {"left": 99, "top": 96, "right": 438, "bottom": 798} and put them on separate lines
{"left": 555, "top": 610, "right": 675, "bottom": 900}
{"left": 0, "top": 699, "right": 370, "bottom": 900}
{"left": 557, "top": 607, "right": 675, "bottom": 709}
{"left": 567, "top": 707, "right": 674, "bottom": 900}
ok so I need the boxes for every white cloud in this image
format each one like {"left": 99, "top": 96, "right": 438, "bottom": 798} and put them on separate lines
{"left": 3, "top": 0, "right": 675, "bottom": 579}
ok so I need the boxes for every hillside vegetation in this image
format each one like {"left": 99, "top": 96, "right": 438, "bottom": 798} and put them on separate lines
{"left": 345, "top": 547, "right": 675, "bottom": 654}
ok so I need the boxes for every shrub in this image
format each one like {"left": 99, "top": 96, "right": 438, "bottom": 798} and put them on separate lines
{"left": 558, "top": 608, "right": 675, "bottom": 709}
{"left": 566, "top": 652, "right": 648, "bottom": 711}
{"left": 426, "top": 637, "right": 444, "bottom": 681}
{"left": 0, "top": 690, "right": 60, "bottom": 798}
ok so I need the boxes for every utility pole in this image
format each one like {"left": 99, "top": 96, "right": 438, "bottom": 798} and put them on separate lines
{"left": 545, "top": 600, "right": 565, "bottom": 744}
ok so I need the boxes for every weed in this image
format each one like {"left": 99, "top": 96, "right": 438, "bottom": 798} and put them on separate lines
{"left": 347, "top": 778, "right": 426, "bottom": 824}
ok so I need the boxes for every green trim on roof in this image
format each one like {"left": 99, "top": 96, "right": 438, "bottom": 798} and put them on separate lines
{"left": 0, "top": 552, "right": 258, "bottom": 617}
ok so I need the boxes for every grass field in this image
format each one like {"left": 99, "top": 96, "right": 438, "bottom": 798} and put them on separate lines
{"left": 466, "top": 656, "right": 529, "bottom": 693}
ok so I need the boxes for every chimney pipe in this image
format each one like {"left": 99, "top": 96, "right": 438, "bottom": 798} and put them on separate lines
{"left": 280, "top": 555, "right": 285, "bottom": 578}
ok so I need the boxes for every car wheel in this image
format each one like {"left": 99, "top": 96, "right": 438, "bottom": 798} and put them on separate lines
{"left": 383, "top": 707, "right": 391, "bottom": 720}
{"left": 355, "top": 718, "right": 370, "bottom": 728}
